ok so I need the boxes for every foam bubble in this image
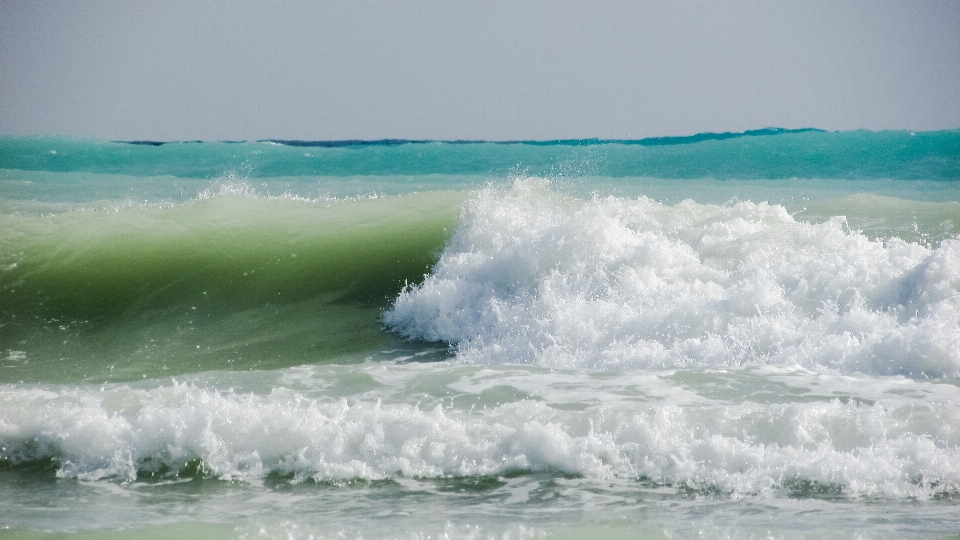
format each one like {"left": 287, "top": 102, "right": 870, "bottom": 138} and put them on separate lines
{"left": 385, "top": 179, "right": 960, "bottom": 376}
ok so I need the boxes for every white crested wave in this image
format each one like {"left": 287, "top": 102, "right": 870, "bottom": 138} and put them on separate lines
{"left": 385, "top": 179, "right": 960, "bottom": 376}
{"left": 1, "top": 371, "right": 958, "bottom": 499}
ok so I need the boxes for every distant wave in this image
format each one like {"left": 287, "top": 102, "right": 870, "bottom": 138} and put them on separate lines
{"left": 4, "top": 128, "right": 957, "bottom": 181}
{"left": 115, "top": 127, "right": 826, "bottom": 147}
{"left": 259, "top": 127, "right": 825, "bottom": 147}
{"left": 120, "top": 140, "right": 205, "bottom": 146}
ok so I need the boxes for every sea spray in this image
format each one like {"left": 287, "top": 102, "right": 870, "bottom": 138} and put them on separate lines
{"left": 386, "top": 179, "right": 960, "bottom": 376}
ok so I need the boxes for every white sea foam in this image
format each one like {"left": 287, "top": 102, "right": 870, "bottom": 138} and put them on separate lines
{"left": 1, "top": 373, "right": 958, "bottom": 499}
{"left": 385, "top": 179, "right": 960, "bottom": 376}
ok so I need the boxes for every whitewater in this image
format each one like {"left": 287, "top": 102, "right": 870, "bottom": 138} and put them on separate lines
{"left": 1, "top": 129, "right": 959, "bottom": 539}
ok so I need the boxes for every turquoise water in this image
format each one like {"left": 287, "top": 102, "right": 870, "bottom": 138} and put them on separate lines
{"left": 1, "top": 129, "right": 959, "bottom": 539}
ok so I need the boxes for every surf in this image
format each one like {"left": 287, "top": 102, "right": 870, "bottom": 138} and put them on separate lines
{"left": 1, "top": 130, "right": 958, "bottom": 539}
{"left": 385, "top": 179, "right": 960, "bottom": 377}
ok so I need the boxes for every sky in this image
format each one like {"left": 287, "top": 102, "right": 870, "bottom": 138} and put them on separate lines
{"left": 1, "top": 0, "right": 959, "bottom": 141}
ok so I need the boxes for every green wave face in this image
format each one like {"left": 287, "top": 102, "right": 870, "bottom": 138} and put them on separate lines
{"left": 0, "top": 191, "right": 466, "bottom": 383}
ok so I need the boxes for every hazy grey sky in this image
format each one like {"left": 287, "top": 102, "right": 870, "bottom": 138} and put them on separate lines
{"left": 1, "top": 0, "right": 958, "bottom": 141}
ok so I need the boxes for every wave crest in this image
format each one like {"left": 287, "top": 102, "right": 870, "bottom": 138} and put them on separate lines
{"left": 385, "top": 180, "right": 960, "bottom": 376}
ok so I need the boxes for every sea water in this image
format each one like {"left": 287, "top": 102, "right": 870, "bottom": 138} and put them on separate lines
{"left": 1, "top": 129, "right": 958, "bottom": 539}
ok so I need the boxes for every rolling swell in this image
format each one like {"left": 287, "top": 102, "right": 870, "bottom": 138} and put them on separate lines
{"left": 0, "top": 190, "right": 465, "bottom": 383}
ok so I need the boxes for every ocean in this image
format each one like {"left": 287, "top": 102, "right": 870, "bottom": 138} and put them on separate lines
{"left": 1, "top": 129, "right": 959, "bottom": 539}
